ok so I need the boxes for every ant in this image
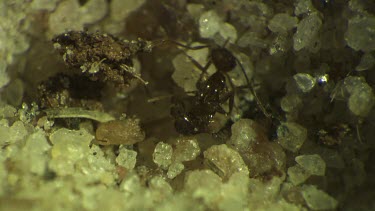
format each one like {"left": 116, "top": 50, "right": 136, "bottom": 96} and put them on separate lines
{"left": 50, "top": 31, "right": 271, "bottom": 135}
{"left": 168, "top": 40, "right": 271, "bottom": 135}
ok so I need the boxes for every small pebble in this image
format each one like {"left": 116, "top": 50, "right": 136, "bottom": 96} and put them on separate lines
{"left": 95, "top": 119, "right": 145, "bottom": 145}
{"left": 295, "top": 154, "right": 326, "bottom": 176}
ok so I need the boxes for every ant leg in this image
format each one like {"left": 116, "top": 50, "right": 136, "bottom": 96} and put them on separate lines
{"left": 154, "top": 39, "right": 214, "bottom": 85}
{"left": 180, "top": 51, "right": 213, "bottom": 88}
{"left": 182, "top": 53, "right": 207, "bottom": 72}
{"left": 222, "top": 72, "right": 237, "bottom": 114}
{"left": 222, "top": 38, "right": 231, "bottom": 48}
{"left": 214, "top": 90, "right": 234, "bottom": 115}
{"left": 356, "top": 119, "right": 363, "bottom": 143}
{"left": 234, "top": 58, "right": 272, "bottom": 119}
{"left": 152, "top": 39, "right": 209, "bottom": 50}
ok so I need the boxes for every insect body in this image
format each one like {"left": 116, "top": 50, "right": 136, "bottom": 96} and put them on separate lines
{"left": 171, "top": 46, "right": 242, "bottom": 135}
{"left": 171, "top": 73, "right": 228, "bottom": 135}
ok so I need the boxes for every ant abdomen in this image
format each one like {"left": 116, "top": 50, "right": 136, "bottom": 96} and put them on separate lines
{"left": 170, "top": 97, "right": 212, "bottom": 135}
{"left": 197, "top": 72, "right": 226, "bottom": 102}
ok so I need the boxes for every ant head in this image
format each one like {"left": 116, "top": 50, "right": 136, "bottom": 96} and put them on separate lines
{"left": 211, "top": 47, "right": 237, "bottom": 73}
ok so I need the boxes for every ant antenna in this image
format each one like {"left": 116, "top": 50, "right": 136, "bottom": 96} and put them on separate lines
{"left": 151, "top": 39, "right": 209, "bottom": 51}
{"left": 145, "top": 40, "right": 211, "bottom": 104}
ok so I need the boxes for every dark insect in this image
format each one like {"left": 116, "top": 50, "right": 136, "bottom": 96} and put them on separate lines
{"left": 170, "top": 43, "right": 269, "bottom": 135}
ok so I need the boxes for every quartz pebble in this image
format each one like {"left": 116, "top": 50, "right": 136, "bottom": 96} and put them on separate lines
{"left": 215, "top": 172, "right": 250, "bottom": 211}
{"left": 0, "top": 121, "right": 28, "bottom": 146}
{"left": 281, "top": 94, "right": 302, "bottom": 113}
{"left": 348, "top": 83, "right": 374, "bottom": 117}
{"left": 237, "top": 31, "right": 268, "bottom": 49}
{"left": 184, "top": 169, "right": 222, "bottom": 205}
{"left": 167, "top": 162, "right": 184, "bottom": 179}
{"left": 269, "top": 34, "right": 291, "bottom": 55}
{"left": 218, "top": 22, "right": 238, "bottom": 43}
{"left": 344, "top": 76, "right": 375, "bottom": 117}
{"left": 345, "top": 15, "right": 375, "bottom": 52}
{"left": 173, "top": 137, "right": 200, "bottom": 163}
{"left": 21, "top": 130, "right": 51, "bottom": 175}
{"left": 116, "top": 147, "right": 137, "bottom": 170}
{"left": 344, "top": 76, "right": 366, "bottom": 95}
{"left": 228, "top": 119, "right": 286, "bottom": 177}
{"left": 227, "top": 119, "right": 258, "bottom": 150}
{"left": 356, "top": 53, "right": 375, "bottom": 71}
{"left": 149, "top": 176, "right": 173, "bottom": 197}
{"left": 268, "top": 13, "right": 298, "bottom": 33}
{"left": 199, "top": 9, "right": 237, "bottom": 42}
{"left": 288, "top": 165, "right": 311, "bottom": 185}
{"left": 81, "top": 146, "right": 117, "bottom": 186}
{"left": 295, "top": 154, "right": 326, "bottom": 176}
{"left": 48, "top": 0, "right": 82, "bottom": 35}
{"left": 0, "top": 3, "right": 30, "bottom": 65}
{"left": 204, "top": 144, "right": 249, "bottom": 179}
{"left": 301, "top": 185, "right": 338, "bottom": 210}
{"left": 78, "top": 0, "right": 108, "bottom": 26}
{"left": 49, "top": 128, "right": 93, "bottom": 176}
{"left": 199, "top": 10, "right": 222, "bottom": 38}
{"left": 293, "top": 73, "right": 316, "bottom": 93}
{"left": 248, "top": 176, "right": 286, "bottom": 205}
{"left": 172, "top": 52, "right": 200, "bottom": 92}
{"left": 0, "top": 104, "right": 16, "bottom": 119}
{"left": 295, "top": 0, "right": 316, "bottom": 16}
{"left": 277, "top": 122, "right": 307, "bottom": 152}
{"left": 293, "top": 12, "right": 322, "bottom": 51}
{"left": 48, "top": 0, "right": 108, "bottom": 37}
{"left": 120, "top": 172, "right": 143, "bottom": 194}
{"left": 153, "top": 142, "right": 173, "bottom": 170}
